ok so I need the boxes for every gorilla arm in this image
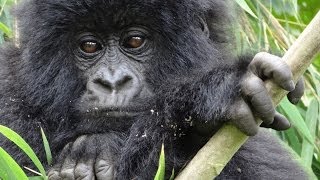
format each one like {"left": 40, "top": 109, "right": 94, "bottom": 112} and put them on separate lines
{"left": 159, "top": 52, "right": 303, "bottom": 136}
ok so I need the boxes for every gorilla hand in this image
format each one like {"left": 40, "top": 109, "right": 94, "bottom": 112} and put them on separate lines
{"left": 229, "top": 52, "right": 304, "bottom": 136}
{"left": 48, "top": 134, "right": 121, "bottom": 180}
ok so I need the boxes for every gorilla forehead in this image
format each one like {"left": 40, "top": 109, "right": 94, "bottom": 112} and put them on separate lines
{"left": 25, "top": 0, "right": 226, "bottom": 30}
{"left": 18, "top": 0, "right": 230, "bottom": 50}
{"left": 33, "top": 0, "right": 193, "bottom": 23}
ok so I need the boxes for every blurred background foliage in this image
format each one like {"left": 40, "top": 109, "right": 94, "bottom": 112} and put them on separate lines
{"left": 0, "top": 0, "right": 14, "bottom": 43}
{"left": 0, "top": 0, "right": 320, "bottom": 179}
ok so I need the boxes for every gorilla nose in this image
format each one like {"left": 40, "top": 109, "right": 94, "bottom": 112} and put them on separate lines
{"left": 85, "top": 67, "right": 141, "bottom": 106}
{"left": 93, "top": 68, "right": 134, "bottom": 92}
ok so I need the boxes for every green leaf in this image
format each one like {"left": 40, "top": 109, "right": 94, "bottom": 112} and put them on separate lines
{"left": 301, "top": 99, "right": 319, "bottom": 167}
{"left": 5, "top": 0, "right": 16, "bottom": 6}
{"left": 0, "top": 125, "right": 47, "bottom": 180}
{"left": 154, "top": 144, "right": 165, "bottom": 180}
{"left": 0, "top": 22, "right": 12, "bottom": 38}
{"left": 169, "top": 168, "right": 175, "bottom": 180}
{"left": 235, "top": 0, "right": 258, "bottom": 19}
{"left": 0, "top": 149, "right": 10, "bottom": 180}
{"left": 283, "top": 128, "right": 301, "bottom": 154}
{"left": 0, "top": 147, "right": 28, "bottom": 180}
{"left": 28, "top": 176, "right": 45, "bottom": 180}
{"left": 41, "top": 127, "right": 52, "bottom": 165}
{"left": 279, "top": 98, "right": 314, "bottom": 145}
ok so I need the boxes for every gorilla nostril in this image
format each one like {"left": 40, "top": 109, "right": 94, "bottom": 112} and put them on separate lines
{"left": 94, "top": 78, "right": 114, "bottom": 90}
{"left": 93, "top": 74, "right": 133, "bottom": 92}
{"left": 116, "top": 75, "right": 133, "bottom": 88}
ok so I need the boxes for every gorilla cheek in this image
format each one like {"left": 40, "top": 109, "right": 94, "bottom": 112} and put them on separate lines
{"left": 81, "top": 64, "right": 144, "bottom": 108}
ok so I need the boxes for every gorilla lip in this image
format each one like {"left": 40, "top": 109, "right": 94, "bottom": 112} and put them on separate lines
{"left": 82, "top": 106, "right": 148, "bottom": 117}
{"left": 99, "top": 110, "right": 140, "bottom": 117}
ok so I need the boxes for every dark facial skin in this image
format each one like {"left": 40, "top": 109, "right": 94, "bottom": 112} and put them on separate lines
{"left": 74, "top": 27, "right": 153, "bottom": 115}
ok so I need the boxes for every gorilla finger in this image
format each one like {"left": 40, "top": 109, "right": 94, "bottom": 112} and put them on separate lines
{"left": 230, "top": 100, "right": 259, "bottom": 136}
{"left": 60, "top": 156, "right": 76, "bottom": 179}
{"left": 47, "top": 143, "right": 73, "bottom": 179}
{"left": 261, "top": 112, "right": 291, "bottom": 131}
{"left": 241, "top": 74, "right": 275, "bottom": 125}
{"left": 95, "top": 135, "right": 115, "bottom": 180}
{"left": 250, "top": 52, "right": 294, "bottom": 91}
{"left": 74, "top": 159, "right": 95, "bottom": 180}
{"left": 48, "top": 169, "right": 62, "bottom": 180}
{"left": 288, "top": 78, "right": 305, "bottom": 104}
{"left": 72, "top": 135, "right": 88, "bottom": 150}
{"left": 56, "top": 142, "right": 72, "bottom": 163}
{"left": 95, "top": 159, "right": 115, "bottom": 180}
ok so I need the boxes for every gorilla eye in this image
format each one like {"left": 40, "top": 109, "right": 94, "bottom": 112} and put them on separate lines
{"left": 80, "top": 41, "right": 103, "bottom": 54}
{"left": 123, "top": 36, "right": 145, "bottom": 49}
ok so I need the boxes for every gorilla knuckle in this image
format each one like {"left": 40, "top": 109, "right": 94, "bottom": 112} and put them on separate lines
{"left": 74, "top": 163, "right": 93, "bottom": 179}
{"left": 253, "top": 52, "right": 270, "bottom": 62}
{"left": 244, "top": 126, "right": 259, "bottom": 136}
{"left": 95, "top": 160, "right": 115, "bottom": 179}
{"left": 48, "top": 170, "right": 62, "bottom": 180}
{"left": 60, "top": 168, "right": 75, "bottom": 179}
{"left": 96, "top": 160, "right": 112, "bottom": 172}
{"left": 230, "top": 102, "right": 258, "bottom": 136}
{"left": 232, "top": 101, "right": 251, "bottom": 119}
{"left": 241, "top": 75, "right": 265, "bottom": 97}
{"left": 274, "top": 63, "right": 292, "bottom": 78}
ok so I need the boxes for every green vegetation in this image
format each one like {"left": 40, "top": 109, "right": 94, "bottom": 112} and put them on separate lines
{"left": 0, "top": 126, "right": 48, "bottom": 179}
{"left": 0, "top": 0, "right": 14, "bottom": 43}
{"left": 154, "top": 144, "right": 166, "bottom": 180}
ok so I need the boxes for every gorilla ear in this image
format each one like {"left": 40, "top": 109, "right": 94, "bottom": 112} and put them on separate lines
{"left": 198, "top": 16, "right": 210, "bottom": 38}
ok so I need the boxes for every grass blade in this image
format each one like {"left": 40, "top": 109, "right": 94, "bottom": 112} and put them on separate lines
{"left": 169, "top": 169, "right": 175, "bottom": 180}
{"left": 235, "top": 0, "right": 258, "bottom": 19}
{"left": 0, "top": 125, "right": 47, "bottom": 180}
{"left": 154, "top": 144, "right": 165, "bottom": 180}
{"left": 301, "top": 99, "right": 319, "bottom": 166}
{"left": 284, "top": 128, "right": 302, "bottom": 154}
{"left": 0, "top": 22, "right": 12, "bottom": 38}
{"left": 28, "top": 176, "right": 44, "bottom": 180}
{"left": 0, "top": 147, "right": 28, "bottom": 180}
{"left": 40, "top": 127, "right": 52, "bottom": 165}
{"left": 279, "top": 98, "right": 314, "bottom": 144}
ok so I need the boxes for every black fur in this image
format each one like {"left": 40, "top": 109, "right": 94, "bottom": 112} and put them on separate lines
{"left": 0, "top": 0, "right": 307, "bottom": 179}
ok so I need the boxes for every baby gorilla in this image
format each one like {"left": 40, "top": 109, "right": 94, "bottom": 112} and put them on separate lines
{"left": 0, "top": 0, "right": 307, "bottom": 179}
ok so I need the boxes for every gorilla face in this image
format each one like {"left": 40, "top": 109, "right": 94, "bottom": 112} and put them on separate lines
{"left": 21, "top": 0, "right": 212, "bottom": 122}
{"left": 75, "top": 27, "right": 154, "bottom": 117}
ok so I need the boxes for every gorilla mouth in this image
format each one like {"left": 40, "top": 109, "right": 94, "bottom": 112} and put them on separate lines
{"left": 99, "top": 110, "right": 141, "bottom": 117}
{"left": 81, "top": 106, "right": 150, "bottom": 118}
